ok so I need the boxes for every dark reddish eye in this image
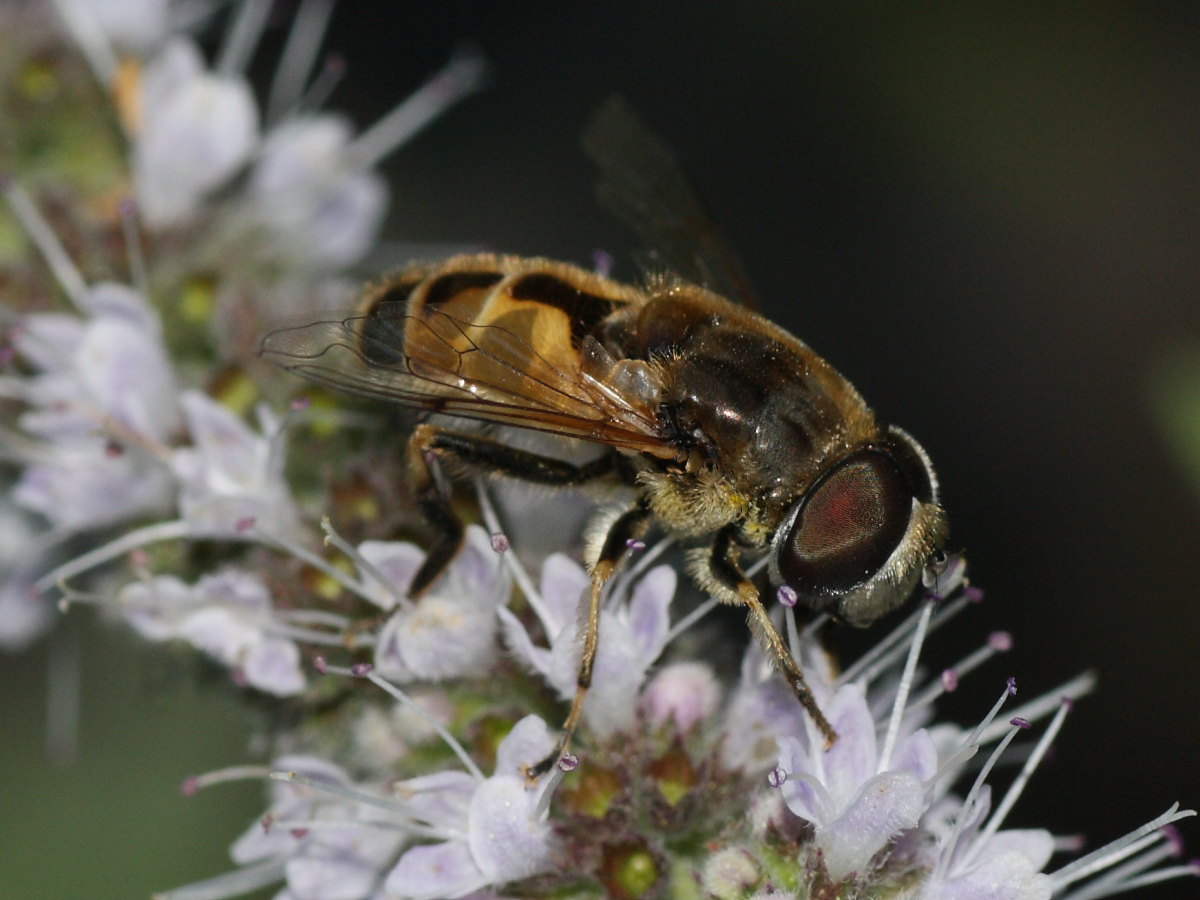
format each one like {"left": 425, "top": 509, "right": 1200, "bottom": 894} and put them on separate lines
{"left": 778, "top": 450, "right": 913, "bottom": 597}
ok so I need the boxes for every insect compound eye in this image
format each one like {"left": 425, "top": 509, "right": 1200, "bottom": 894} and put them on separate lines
{"left": 776, "top": 449, "right": 914, "bottom": 599}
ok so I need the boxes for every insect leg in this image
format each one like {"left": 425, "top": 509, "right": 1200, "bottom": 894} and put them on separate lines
{"left": 708, "top": 526, "right": 838, "bottom": 748}
{"left": 406, "top": 424, "right": 617, "bottom": 596}
{"left": 527, "top": 501, "right": 652, "bottom": 779}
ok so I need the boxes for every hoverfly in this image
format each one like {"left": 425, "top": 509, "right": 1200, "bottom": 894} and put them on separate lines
{"left": 260, "top": 99, "right": 948, "bottom": 776}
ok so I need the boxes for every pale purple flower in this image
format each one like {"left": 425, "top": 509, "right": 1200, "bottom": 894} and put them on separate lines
{"left": 777, "top": 682, "right": 937, "bottom": 881}
{"left": 133, "top": 38, "right": 259, "bottom": 226}
{"left": 371, "top": 526, "right": 508, "bottom": 682}
{"left": 119, "top": 569, "right": 304, "bottom": 696}
{"left": 170, "top": 390, "right": 301, "bottom": 540}
{"left": 384, "top": 715, "right": 560, "bottom": 899}
{"left": 247, "top": 115, "right": 388, "bottom": 268}
{"left": 499, "top": 553, "right": 675, "bottom": 737}
{"left": 13, "top": 443, "right": 176, "bottom": 534}
{"left": 14, "top": 283, "right": 179, "bottom": 440}
{"left": 6, "top": 282, "right": 180, "bottom": 532}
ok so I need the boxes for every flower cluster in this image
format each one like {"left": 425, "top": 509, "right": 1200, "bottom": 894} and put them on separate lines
{"left": 1, "top": 3, "right": 1195, "bottom": 900}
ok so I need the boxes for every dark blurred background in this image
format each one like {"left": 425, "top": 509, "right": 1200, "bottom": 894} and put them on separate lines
{"left": 3, "top": 2, "right": 1198, "bottom": 897}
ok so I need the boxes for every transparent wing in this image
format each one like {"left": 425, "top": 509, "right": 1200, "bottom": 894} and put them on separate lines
{"left": 259, "top": 305, "right": 674, "bottom": 457}
{"left": 583, "top": 95, "right": 761, "bottom": 310}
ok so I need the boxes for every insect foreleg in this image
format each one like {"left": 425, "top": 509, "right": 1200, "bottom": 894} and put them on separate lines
{"left": 405, "top": 424, "right": 617, "bottom": 596}
{"left": 707, "top": 526, "right": 838, "bottom": 749}
{"left": 527, "top": 501, "right": 652, "bottom": 779}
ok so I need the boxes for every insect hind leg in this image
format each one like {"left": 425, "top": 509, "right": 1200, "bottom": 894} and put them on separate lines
{"left": 526, "top": 501, "right": 651, "bottom": 780}
{"left": 405, "top": 424, "right": 617, "bottom": 597}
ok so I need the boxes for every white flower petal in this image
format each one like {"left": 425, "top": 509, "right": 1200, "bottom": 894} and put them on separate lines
{"left": 284, "top": 826, "right": 402, "bottom": 900}
{"left": 397, "top": 771, "right": 477, "bottom": 831}
{"left": 178, "top": 606, "right": 258, "bottom": 665}
{"left": 78, "top": 282, "right": 160, "bottom": 332}
{"left": 374, "top": 595, "right": 497, "bottom": 682}
{"left": 537, "top": 553, "right": 588, "bottom": 634}
{"left": 821, "top": 684, "right": 881, "bottom": 805}
{"left": 243, "top": 637, "right": 305, "bottom": 697}
{"left": 974, "top": 829, "right": 1055, "bottom": 873}
{"left": 13, "top": 313, "right": 84, "bottom": 372}
{"left": 134, "top": 44, "right": 259, "bottom": 225}
{"left": 120, "top": 575, "right": 192, "bottom": 641}
{"left": 497, "top": 606, "right": 555, "bottom": 681}
{"left": 467, "top": 776, "right": 555, "bottom": 882}
{"left": 922, "top": 850, "right": 1052, "bottom": 900}
{"left": 493, "top": 715, "right": 556, "bottom": 777}
{"left": 626, "top": 563, "right": 675, "bottom": 663}
{"left": 891, "top": 727, "right": 939, "bottom": 782}
{"left": 356, "top": 540, "right": 424, "bottom": 610}
{"left": 385, "top": 841, "right": 486, "bottom": 900}
{"left": 193, "top": 569, "right": 272, "bottom": 611}
{"left": 14, "top": 444, "right": 175, "bottom": 531}
{"left": 816, "top": 770, "right": 925, "bottom": 881}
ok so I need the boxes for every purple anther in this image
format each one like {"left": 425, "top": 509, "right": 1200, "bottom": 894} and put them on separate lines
{"left": 625, "top": 538, "right": 646, "bottom": 551}
{"left": 490, "top": 532, "right": 510, "bottom": 554}
{"left": 1161, "top": 824, "right": 1185, "bottom": 856}
{"left": 1006, "top": 676, "right": 1018, "bottom": 696}
{"left": 940, "top": 669, "right": 959, "bottom": 692}
{"left": 290, "top": 396, "right": 312, "bottom": 411}
{"left": 776, "top": 584, "right": 798, "bottom": 608}
{"left": 767, "top": 767, "right": 787, "bottom": 788}
{"left": 350, "top": 662, "right": 373, "bottom": 677}
{"left": 235, "top": 516, "right": 257, "bottom": 533}
{"left": 180, "top": 775, "right": 199, "bottom": 797}
{"left": 964, "top": 586, "right": 984, "bottom": 604}
{"left": 313, "top": 656, "right": 328, "bottom": 675}
{"left": 557, "top": 753, "right": 579, "bottom": 773}
{"left": 1010, "top": 717, "right": 1032, "bottom": 730}
{"left": 988, "top": 631, "right": 1013, "bottom": 651}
